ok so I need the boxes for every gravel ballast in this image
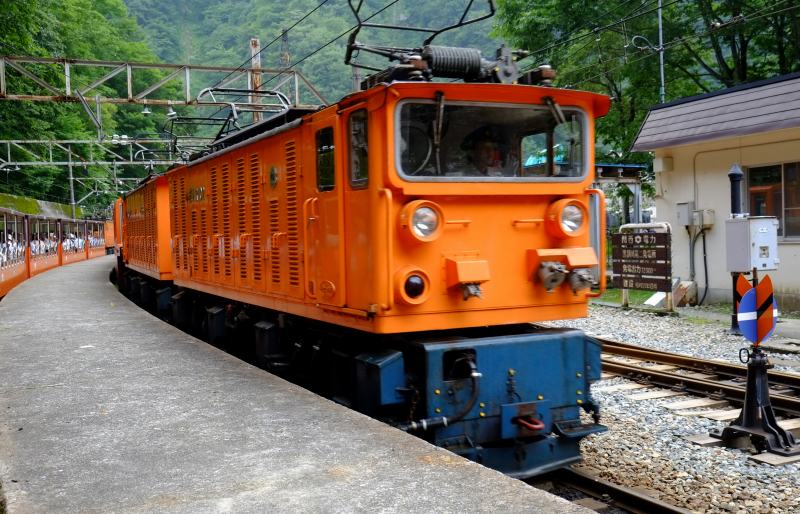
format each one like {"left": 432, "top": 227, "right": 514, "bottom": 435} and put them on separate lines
{"left": 547, "top": 305, "right": 800, "bottom": 514}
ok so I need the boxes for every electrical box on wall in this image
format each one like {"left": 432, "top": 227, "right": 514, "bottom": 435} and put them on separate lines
{"left": 725, "top": 216, "right": 780, "bottom": 272}
{"left": 692, "top": 209, "right": 715, "bottom": 228}
{"left": 676, "top": 201, "right": 695, "bottom": 227}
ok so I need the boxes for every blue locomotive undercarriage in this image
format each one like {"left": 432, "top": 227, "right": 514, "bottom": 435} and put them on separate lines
{"left": 253, "top": 318, "right": 606, "bottom": 478}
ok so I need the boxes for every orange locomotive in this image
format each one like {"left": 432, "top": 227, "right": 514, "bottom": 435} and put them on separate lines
{"left": 118, "top": 17, "right": 610, "bottom": 477}
{"left": 126, "top": 82, "right": 608, "bottom": 332}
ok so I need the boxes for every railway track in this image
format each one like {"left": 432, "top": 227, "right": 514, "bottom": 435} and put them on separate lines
{"left": 598, "top": 336, "right": 800, "bottom": 420}
{"left": 530, "top": 467, "right": 691, "bottom": 514}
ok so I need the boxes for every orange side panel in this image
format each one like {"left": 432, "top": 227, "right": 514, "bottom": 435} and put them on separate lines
{"left": 171, "top": 133, "right": 305, "bottom": 302}
{"left": 29, "top": 253, "right": 59, "bottom": 277}
{"left": 0, "top": 262, "right": 27, "bottom": 298}
{"left": 124, "top": 176, "right": 173, "bottom": 280}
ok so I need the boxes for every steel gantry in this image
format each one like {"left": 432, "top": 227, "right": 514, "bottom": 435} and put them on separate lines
{"left": 0, "top": 55, "right": 327, "bottom": 108}
{"left": 0, "top": 138, "right": 181, "bottom": 217}
{"left": 0, "top": 48, "right": 329, "bottom": 217}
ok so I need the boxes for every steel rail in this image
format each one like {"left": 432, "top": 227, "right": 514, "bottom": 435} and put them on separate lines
{"left": 535, "top": 468, "right": 691, "bottom": 514}
{"left": 601, "top": 359, "right": 800, "bottom": 417}
{"left": 600, "top": 337, "right": 800, "bottom": 392}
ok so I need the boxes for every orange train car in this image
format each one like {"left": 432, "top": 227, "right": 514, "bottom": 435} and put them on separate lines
{"left": 0, "top": 208, "right": 29, "bottom": 297}
{"left": 0, "top": 206, "right": 110, "bottom": 298}
{"left": 123, "top": 175, "right": 173, "bottom": 282}
{"left": 117, "top": 26, "right": 611, "bottom": 478}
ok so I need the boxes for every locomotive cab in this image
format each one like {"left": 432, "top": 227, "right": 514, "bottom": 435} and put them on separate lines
{"left": 311, "top": 82, "right": 610, "bottom": 333}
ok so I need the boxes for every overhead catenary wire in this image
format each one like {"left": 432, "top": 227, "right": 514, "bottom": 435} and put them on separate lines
{"left": 566, "top": 0, "right": 799, "bottom": 90}
{"left": 520, "top": 0, "right": 684, "bottom": 69}
{"left": 522, "top": 0, "right": 657, "bottom": 63}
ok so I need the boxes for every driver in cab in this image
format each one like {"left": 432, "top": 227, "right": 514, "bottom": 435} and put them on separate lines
{"left": 461, "top": 126, "right": 506, "bottom": 177}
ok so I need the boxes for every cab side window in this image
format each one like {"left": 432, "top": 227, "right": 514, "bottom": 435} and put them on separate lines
{"left": 349, "top": 109, "right": 369, "bottom": 188}
{"left": 316, "top": 127, "right": 335, "bottom": 192}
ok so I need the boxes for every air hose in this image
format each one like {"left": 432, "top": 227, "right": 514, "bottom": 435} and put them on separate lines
{"left": 397, "top": 359, "right": 481, "bottom": 432}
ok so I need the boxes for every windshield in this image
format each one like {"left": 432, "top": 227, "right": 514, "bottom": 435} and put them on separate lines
{"left": 396, "top": 100, "right": 586, "bottom": 182}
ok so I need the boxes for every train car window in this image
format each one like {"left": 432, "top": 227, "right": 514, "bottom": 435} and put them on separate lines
{"left": 2, "top": 214, "right": 23, "bottom": 265}
{"left": 396, "top": 100, "right": 586, "bottom": 182}
{"left": 349, "top": 109, "right": 369, "bottom": 188}
{"left": 316, "top": 127, "right": 335, "bottom": 192}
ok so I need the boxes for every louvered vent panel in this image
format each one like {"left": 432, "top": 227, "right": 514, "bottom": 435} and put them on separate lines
{"left": 170, "top": 175, "right": 180, "bottom": 272}
{"left": 221, "top": 162, "right": 232, "bottom": 278}
{"left": 146, "top": 185, "right": 155, "bottom": 269}
{"left": 191, "top": 208, "right": 198, "bottom": 275}
{"left": 178, "top": 176, "right": 187, "bottom": 272}
{"left": 270, "top": 198, "right": 280, "bottom": 285}
{"left": 249, "top": 153, "right": 262, "bottom": 284}
{"left": 210, "top": 166, "right": 220, "bottom": 278}
{"left": 200, "top": 208, "right": 208, "bottom": 275}
{"left": 236, "top": 157, "right": 247, "bottom": 282}
{"left": 285, "top": 141, "right": 300, "bottom": 287}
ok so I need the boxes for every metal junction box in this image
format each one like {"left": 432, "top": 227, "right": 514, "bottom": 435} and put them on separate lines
{"left": 725, "top": 216, "right": 779, "bottom": 272}
{"left": 692, "top": 209, "right": 715, "bottom": 228}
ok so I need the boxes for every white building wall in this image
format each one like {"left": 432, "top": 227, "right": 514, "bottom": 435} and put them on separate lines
{"left": 652, "top": 127, "right": 800, "bottom": 307}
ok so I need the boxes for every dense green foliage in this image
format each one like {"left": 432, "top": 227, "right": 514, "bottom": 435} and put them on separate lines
{"left": 123, "top": 0, "right": 500, "bottom": 102}
{"left": 495, "top": 0, "right": 800, "bottom": 162}
{"left": 495, "top": 0, "right": 799, "bottom": 219}
{"left": 0, "top": 0, "right": 164, "bottom": 214}
{"left": 2, "top": 0, "right": 797, "bottom": 216}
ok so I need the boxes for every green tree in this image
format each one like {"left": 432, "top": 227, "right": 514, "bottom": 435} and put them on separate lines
{"left": 495, "top": 0, "right": 800, "bottom": 159}
{"left": 0, "top": 0, "right": 173, "bottom": 213}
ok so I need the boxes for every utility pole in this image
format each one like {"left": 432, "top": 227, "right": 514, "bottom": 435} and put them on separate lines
{"left": 632, "top": 0, "right": 666, "bottom": 103}
{"left": 280, "top": 29, "right": 290, "bottom": 69}
{"left": 68, "top": 161, "right": 76, "bottom": 219}
{"left": 250, "top": 38, "right": 262, "bottom": 123}
{"left": 657, "top": 0, "right": 665, "bottom": 103}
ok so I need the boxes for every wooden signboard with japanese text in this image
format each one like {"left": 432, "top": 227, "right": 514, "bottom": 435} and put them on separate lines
{"left": 611, "top": 232, "right": 672, "bottom": 292}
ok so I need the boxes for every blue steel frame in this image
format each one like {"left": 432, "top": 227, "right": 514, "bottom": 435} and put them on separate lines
{"left": 408, "top": 327, "right": 605, "bottom": 477}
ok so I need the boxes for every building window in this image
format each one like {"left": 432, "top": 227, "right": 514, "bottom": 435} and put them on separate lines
{"left": 748, "top": 162, "right": 800, "bottom": 237}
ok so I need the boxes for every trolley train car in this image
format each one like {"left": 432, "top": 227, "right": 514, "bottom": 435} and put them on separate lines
{"left": 0, "top": 206, "right": 109, "bottom": 298}
{"left": 116, "top": 11, "right": 611, "bottom": 477}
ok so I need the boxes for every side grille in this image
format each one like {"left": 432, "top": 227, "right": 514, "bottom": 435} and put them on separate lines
{"left": 236, "top": 156, "right": 247, "bottom": 282}
{"left": 210, "top": 166, "right": 220, "bottom": 278}
{"left": 270, "top": 198, "right": 280, "bottom": 285}
{"left": 285, "top": 141, "right": 300, "bottom": 287}
{"left": 170, "top": 175, "right": 180, "bottom": 272}
{"left": 221, "top": 162, "right": 232, "bottom": 278}
{"left": 250, "top": 153, "right": 263, "bottom": 284}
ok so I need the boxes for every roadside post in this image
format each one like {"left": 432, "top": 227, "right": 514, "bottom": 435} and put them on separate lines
{"left": 710, "top": 275, "right": 800, "bottom": 457}
{"left": 612, "top": 222, "right": 672, "bottom": 311}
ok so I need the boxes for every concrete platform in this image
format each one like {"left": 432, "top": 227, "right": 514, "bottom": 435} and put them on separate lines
{"left": 0, "top": 256, "right": 587, "bottom": 513}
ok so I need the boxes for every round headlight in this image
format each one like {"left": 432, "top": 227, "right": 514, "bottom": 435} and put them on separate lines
{"left": 545, "top": 199, "right": 588, "bottom": 239}
{"left": 561, "top": 204, "right": 584, "bottom": 233}
{"left": 412, "top": 207, "right": 439, "bottom": 238}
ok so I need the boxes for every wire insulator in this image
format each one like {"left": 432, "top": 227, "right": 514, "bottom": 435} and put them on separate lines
{"left": 423, "top": 45, "right": 484, "bottom": 79}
